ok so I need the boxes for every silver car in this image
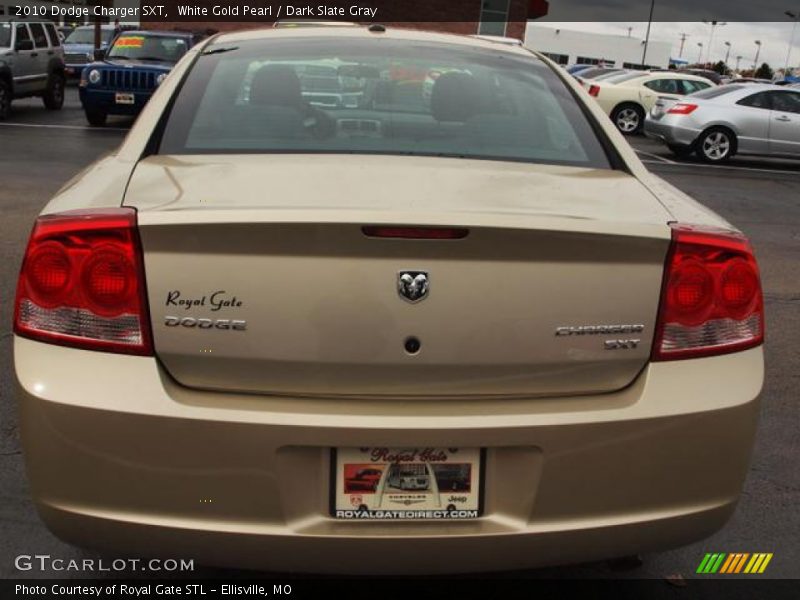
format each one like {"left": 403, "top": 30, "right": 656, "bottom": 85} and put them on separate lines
{"left": 645, "top": 83, "right": 800, "bottom": 162}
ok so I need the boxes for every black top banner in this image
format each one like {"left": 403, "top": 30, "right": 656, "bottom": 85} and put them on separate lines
{"left": 34, "top": 0, "right": 800, "bottom": 25}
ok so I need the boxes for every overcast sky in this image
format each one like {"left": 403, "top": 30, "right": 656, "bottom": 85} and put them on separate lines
{"left": 534, "top": 22, "right": 800, "bottom": 70}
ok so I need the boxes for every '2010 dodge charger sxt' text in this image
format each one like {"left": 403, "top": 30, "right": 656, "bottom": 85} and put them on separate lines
{"left": 13, "top": 26, "right": 764, "bottom": 574}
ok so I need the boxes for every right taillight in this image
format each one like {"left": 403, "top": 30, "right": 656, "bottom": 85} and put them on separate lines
{"left": 588, "top": 84, "right": 600, "bottom": 97}
{"left": 667, "top": 103, "right": 698, "bottom": 115}
{"left": 652, "top": 224, "right": 764, "bottom": 361}
{"left": 14, "top": 208, "right": 153, "bottom": 355}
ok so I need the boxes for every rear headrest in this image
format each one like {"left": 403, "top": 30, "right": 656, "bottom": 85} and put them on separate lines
{"left": 430, "top": 72, "right": 485, "bottom": 122}
{"left": 250, "top": 65, "right": 303, "bottom": 108}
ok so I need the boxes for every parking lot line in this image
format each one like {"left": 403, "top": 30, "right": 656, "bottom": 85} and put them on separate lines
{"left": 0, "top": 122, "right": 128, "bottom": 133}
{"left": 639, "top": 159, "right": 800, "bottom": 176}
{"left": 635, "top": 150, "right": 677, "bottom": 165}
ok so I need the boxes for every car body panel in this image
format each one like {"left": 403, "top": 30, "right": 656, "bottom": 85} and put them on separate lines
{"left": 16, "top": 337, "right": 762, "bottom": 573}
{"left": 125, "top": 155, "right": 671, "bottom": 398}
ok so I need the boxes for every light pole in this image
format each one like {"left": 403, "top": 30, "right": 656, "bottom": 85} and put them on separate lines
{"left": 679, "top": 33, "right": 688, "bottom": 58}
{"left": 724, "top": 41, "right": 732, "bottom": 71}
{"left": 784, "top": 11, "right": 799, "bottom": 77}
{"left": 641, "top": 0, "right": 656, "bottom": 66}
{"left": 697, "top": 42, "right": 704, "bottom": 64}
{"left": 736, "top": 55, "right": 743, "bottom": 72}
{"left": 704, "top": 20, "right": 727, "bottom": 64}
{"left": 754, "top": 40, "right": 762, "bottom": 69}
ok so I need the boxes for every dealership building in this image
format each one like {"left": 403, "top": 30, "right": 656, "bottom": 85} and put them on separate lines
{"left": 525, "top": 24, "right": 673, "bottom": 70}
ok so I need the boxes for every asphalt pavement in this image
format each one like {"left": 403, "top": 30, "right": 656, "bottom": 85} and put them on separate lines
{"left": 0, "top": 88, "right": 798, "bottom": 583}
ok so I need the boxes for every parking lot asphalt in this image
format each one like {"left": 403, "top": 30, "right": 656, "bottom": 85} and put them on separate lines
{"left": 1, "top": 88, "right": 798, "bottom": 582}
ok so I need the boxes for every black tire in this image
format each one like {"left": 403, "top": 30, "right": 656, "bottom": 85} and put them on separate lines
{"left": 85, "top": 109, "right": 107, "bottom": 127}
{"left": 42, "top": 74, "right": 65, "bottom": 110}
{"left": 611, "top": 103, "right": 645, "bottom": 136}
{"left": 695, "top": 127, "right": 736, "bottom": 163}
{"left": 0, "top": 79, "right": 11, "bottom": 120}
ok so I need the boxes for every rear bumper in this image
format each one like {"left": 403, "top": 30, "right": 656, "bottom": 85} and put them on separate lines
{"left": 644, "top": 118, "right": 700, "bottom": 148}
{"left": 15, "top": 337, "right": 763, "bottom": 574}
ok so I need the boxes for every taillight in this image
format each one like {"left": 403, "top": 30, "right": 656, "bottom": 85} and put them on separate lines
{"left": 652, "top": 224, "right": 764, "bottom": 361}
{"left": 667, "top": 103, "right": 698, "bottom": 115}
{"left": 14, "top": 209, "right": 153, "bottom": 355}
{"left": 588, "top": 85, "right": 600, "bottom": 97}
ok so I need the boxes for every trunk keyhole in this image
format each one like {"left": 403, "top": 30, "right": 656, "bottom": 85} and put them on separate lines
{"left": 404, "top": 337, "right": 421, "bottom": 355}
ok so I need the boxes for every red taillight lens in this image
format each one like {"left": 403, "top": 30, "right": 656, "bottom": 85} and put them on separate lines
{"left": 362, "top": 226, "right": 469, "bottom": 240}
{"left": 652, "top": 224, "right": 764, "bottom": 361}
{"left": 588, "top": 85, "right": 600, "bottom": 97}
{"left": 667, "top": 103, "right": 698, "bottom": 115}
{"left": 14, "top": 209, "right": 153, "bottom": 355}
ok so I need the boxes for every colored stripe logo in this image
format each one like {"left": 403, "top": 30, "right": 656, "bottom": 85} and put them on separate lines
{"left": 697, "top": 553, "right": 773, "bottom": 574}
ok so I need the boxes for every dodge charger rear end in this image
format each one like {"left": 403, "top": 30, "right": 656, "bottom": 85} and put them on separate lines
{"left": 13, "top": 27, "right": 764, "bottom": 574}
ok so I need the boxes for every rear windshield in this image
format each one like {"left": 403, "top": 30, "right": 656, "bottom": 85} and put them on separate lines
{"left": 605, "top": 71, "right": 649, "bottom": 84}
{"left": 158, "top": 38, "right": 612, "bottom": 169}
{"left": 690, "top": 85, "right": 743, "bottom": 99}
{"left": 0, "top": 23, "right": 11, "bottom": 48}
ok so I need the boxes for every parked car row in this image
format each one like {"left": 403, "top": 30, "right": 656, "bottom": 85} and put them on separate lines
{"left": 567, "top": 61, "right": 800, "bottom": 163}
{"left": 0, "top": 17, "right": 208, "bottom": 126}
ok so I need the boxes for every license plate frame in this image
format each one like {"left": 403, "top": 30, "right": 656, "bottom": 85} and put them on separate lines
{"left": 330, "top": 447, "right": 485, "bottom": 520}
{"left": 115, "top": 92, "right": 135, "bottom": 105}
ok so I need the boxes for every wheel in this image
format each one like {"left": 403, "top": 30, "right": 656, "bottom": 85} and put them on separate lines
{"left": 667, "top": 144, "right": 693, "bottom": 158}
{"left": 611, "top": 103, "right": 645, "bottom": 135}
{"left": 85, "top": 109, "right": 107, "bottom": 127}
{"left": 696, "top": 128, "right": 735, "bottom": 163}
{"left": 0, "top": 79, "right": 11, "bottom": 120}
{"left": 42, "top": 74, "right": 65, "bottom": 110}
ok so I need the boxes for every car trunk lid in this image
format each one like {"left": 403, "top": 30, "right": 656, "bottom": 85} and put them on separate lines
{"left": 125, "top": 155, "right": 672, "bottom": 398}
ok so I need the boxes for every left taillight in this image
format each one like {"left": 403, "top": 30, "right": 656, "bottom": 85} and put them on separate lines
{"left": 14, "top": 208, "right": 153, "bottom": 355}
{"left": 588, "top": 84, "right": 600, "bottom": 97}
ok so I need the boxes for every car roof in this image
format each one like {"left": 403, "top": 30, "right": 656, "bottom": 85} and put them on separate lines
{"left": 212, "top": 25, "right": 534, "bottom": 58}
{"left": 72, "top": 24, "right": 117, "bottom": 30}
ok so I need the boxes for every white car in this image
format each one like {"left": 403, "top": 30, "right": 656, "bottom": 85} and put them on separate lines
{"left": 586, "top": 72, "right": 715, "bottom": 135}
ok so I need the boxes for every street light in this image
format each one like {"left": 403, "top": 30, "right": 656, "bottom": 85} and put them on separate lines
{"left": 697, "top": 42, "right": 704, "bottom": 64}
{"left": 784, "top": 10, "right": 799, "bottom": 76}
{"left": 754, "top": 40, "right": 762, "bottom": 69}
{"left": 641, "top": 0, "right": 656, "bottom": 66}
{"left": 736, "top": 55, "right": 743, "bottom": 72}
{"left": 703, "top": 20, "right": 727, "bottom": 64}
{"left": 724, "top": 41, "right": 732, "bottom": 70}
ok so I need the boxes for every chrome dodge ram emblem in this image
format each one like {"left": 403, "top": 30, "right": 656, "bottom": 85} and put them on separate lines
{"left": 398, "top": 271, "right": 429, "bottom": 303}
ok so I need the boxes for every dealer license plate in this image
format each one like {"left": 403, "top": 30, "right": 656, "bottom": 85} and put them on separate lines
{"left": 115, "top": 93, "right": 135, "bottom": 105}
{"left": 332, "top": 447, "right": 484, "bottom": 520}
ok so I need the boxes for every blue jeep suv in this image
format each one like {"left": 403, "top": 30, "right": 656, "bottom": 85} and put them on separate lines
{"left": 79, "top": 30, "right": 206, "bottom": 126}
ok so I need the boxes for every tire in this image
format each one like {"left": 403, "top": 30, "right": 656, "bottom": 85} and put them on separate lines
{"left": 42, "top": 74, "right": 65, "bottom": 110}
{"left": 695, "top": 127, "right": 736, "bottom": 163}
{"left": 611, "top": 103, "right": 645, "bottom": 135}
{"left": 85, "top": 109, "right": 107, "bottom": 127}
{"left": 0, "top": 79, "right": 11, "bottom": 121}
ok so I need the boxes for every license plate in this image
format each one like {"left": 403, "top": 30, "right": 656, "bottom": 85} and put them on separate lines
{"left": 331, "top": 447, "right": 484, "bottom": 520}
{"left": 115, "top": 93, "right": 135, "bottom": 105}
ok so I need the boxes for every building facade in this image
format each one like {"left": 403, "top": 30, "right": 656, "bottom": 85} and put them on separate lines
{"left": 525, "top": 24, "right": 672, "bottom": 70}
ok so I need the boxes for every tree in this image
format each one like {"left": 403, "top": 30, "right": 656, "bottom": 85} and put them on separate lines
{"left": 712, "top": 61, "right": 730, "bottom": 76}
{"left": 755, "top": 62, "right": 774, "bottom": 80}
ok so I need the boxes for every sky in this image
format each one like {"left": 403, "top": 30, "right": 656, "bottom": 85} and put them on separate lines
{"left": 533, "top": 22, "right": 800, "bottom": 71}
